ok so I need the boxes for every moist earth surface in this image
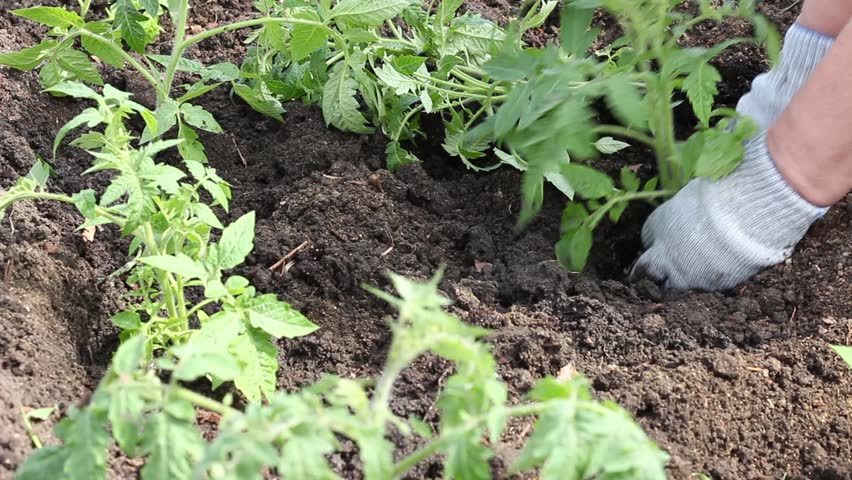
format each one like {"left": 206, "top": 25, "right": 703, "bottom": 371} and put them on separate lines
{"left": 0, "top": 1, "right": 850, "bottom": 479}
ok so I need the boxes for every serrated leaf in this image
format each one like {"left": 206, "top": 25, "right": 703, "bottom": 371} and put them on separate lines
{"left": 114, "top": 0, "right": 149, "bottom": 53}
{"left": 216, "top": 211, "right": 255, "bottom": 270}
{"left": 171, "top": 343, "right": 242, "bottom": 382}
{"left": 291, "top": 20, "right": 331, "bottom": 62}
{"left": 561, "top": 164, "right": 614, "bottom": 199}
{"left": 177, "top": 124, "right": 207, "bottom": 163}
{"left": 322, "top": 63, "right": 373, "bottom": 134}
{"left": 0, "top": 40, "right": 57, "bottom": 70}
{"left": 140, "top": 409, "right": 205, "bottom": 480}
{"left": 246, "top": 294, "right": 318, "bottom": 338}
{"left": 193, "top": 203, "right": 223, "bottom": 229}
{"left": 560, "top": 2, "right": 599, "bottom": 57}
{"left": 683, "top": 62, "right": 721, "bottom": 128}
{"left": 53, "top": 107, "right": 103, "bottom": 155}
{"left": 56, "top": 408, "right": 111, "bottom": 480}
{"left": 180, "top": 103, "right": 223, "bottom": 134}
{"left": 595, "top": 137, "right": 630, "bottom": 155}
{"left": 604, "top": 76, "right": 646, "bottom": 130}
{"left": 386, "top": 141, "right": 420, "bottom": 171}
{"left": 231, "top": 328, "right": 278, "bottom": 401}
{"left": 12, "top": 7, "right": 83, "bottom": 28}
{"left": 233, "top": 83, "right": 285, "bottom": 121}
{"left": 56, "top": 48, "right": 103, "bottom": 85}
{"left": 555, "top": 227, "right": 592, "bottom": 272}
{"left": 330, "top": 0, "right": 408, "bottom": 26}
{"left": 81, "top": 23, "right": 125, "bottom": 68}
{"left": 140, "top": 254, "right": 207, "bottom": 279}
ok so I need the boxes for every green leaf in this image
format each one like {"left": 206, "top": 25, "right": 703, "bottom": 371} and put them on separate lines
{"left": 193, "top": 203, "right": 223, "bottom": 229}
{"left": 177, "top": 124, "right": 207, "bottom": 163}
{"left": 26, "top": 158, "right": 54, "bottom": 186}
{"left": 216, "top": 211, "right": 255, "bottom": 270}
{"left": 110, "top": 311, "right": 142, "bottom": 330}
{"left": 233, "top": 83, "right": 285, "bottom": 121}
{"left": 435, "top": 0, "right": 464, "bottom": 26}
{"left": 0, "top": 40, "right": 57, "bottom": 71}
{"left": 114, "top": 0, "right": 149, "bottom": 53}
{"left": 81, "top": 23, "right": 125, "bottom": 68}
{"left": 322, "top": 63, "right": 373, "bottom": 134}
{"left": 386, "top": 141, "right": 420, "bottom": 171}
{"left": 12, "top": 7, "right": 83, "bottom": 28}
{"left": 560, "top": 2, "right": 600, "bottom": 57}
{"left": 73, "top": 189, "right": 98, "bottom": 218}
{"left": 620, "top": 167, "right": 640, "bottom": 192}
{"left": 56, "top": 408, "right": 111, "bottom": 480}
{"left": 291, "top": 19, "right": 331, "bottom": 62}
{"left": 16, "top": 447, "right": 70, "bottom": 480}
{"left": 683, "top": 63, "right": 721, "bottom": 129}
{"left": 140, "top": 254, "right": 207, "bottom": 279}
{"left": 604, "top": 76, "right": 646, "bottom": 130}
{"left": 246, "top": 294, "right": 319, "bottom": 339}
{"left": 560, "top": 202, "right": 589, "bottom": 233}
{"left": 25, "top": 407, "right": 56, "bottom": 422}
{"left": 555, "top": 227, "right": 592, "bottom": 272}
{"left": 171, "top": 343, "right": 242, "bottom": 382}
{"left": 140, "top": 408, "right": 205, "bottom": 480}
{"left": 231, "top": 328, "right": 279, "bottom": 401}
{"left": 595, "top": 137, "right": 630, "bottom": 155}
{"left": 561, "top": 164, "right": 614, "bottom": 199}
{"left": 330, "top": 0, "right": 409, "bottom": 26}
{"left": 53, "top": 107, "right": 103, "bottom": 156}
{"left": 138, "top": 0, "right": 160, "bottom": 16}
{"left": 832, "top": 345, "right": 852, "bottom": 369}
{"left": 56, "top": 48, "right": 104, "bottom": 85}
{"left": 180, "top": 103, "right": 223, "bottom": 134}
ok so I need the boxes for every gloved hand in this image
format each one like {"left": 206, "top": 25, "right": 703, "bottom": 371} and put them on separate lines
{"left": 631, "top": 24, "right": 834, "bottom": 291}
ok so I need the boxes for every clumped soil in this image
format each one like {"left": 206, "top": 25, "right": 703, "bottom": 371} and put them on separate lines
{"left": 1, "top": 1, "right": 851, "bottom": 479}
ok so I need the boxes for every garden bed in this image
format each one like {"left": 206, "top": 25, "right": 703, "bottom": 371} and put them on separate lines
{"left": 0, "top": 0, "right": 850, "bottom": 478}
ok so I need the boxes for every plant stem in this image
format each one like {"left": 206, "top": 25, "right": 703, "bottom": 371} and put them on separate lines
{"left": 593, "top": 125, "right": 655, "bottom": 147}
{"left": 412, "top": 72, "right": 504, "bottom": 95}
{"left": 180, "top": 17, "right": 330, "bottom": 53}
{"left": 391, "top": 403, "right": 546, "bottom": 478}
{"left": 587, "top": 189, "right": 674, "bottom": 230}
{"left": 174, "top": 387, "right": 239, "bottom": 416}
{"left": 385, "top": 19, "right": 405, "bottom": 42}
{"left": 161, "top": 0, "right": 191, "bottom": 104}
{"left": 75, "top": 31, "right": 164, "bottom": 96}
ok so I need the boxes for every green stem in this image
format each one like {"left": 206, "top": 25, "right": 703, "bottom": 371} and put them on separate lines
{"left": 391, "top": 403, "right": 547, "bottom": 478}
{"left": 385, "top": 19, "right": 405, "bottom": 42}
{"left": 143, "top": 223, "right": 179, "bottom": 320}
{"left": 180, "top": 16, "right": 331, "bottom": 53}
{"left": 392, "top": 98, "right": 482, "bottom": 142}
{"left": 587, "top": 189, "right": 674, "bottom": 230}
{"left": 186, "top": 298, "right": 217, "bottom": 319}
{"left": 326, "top": 50, "right": 345, "bottom": 66}
{"left": 75, "top": 31, "right": 164, "bottom": 96}
{"left": 412, "top": 72, "right": 504, "bottom": 95}
{"left": 174, "top": 387, "right": 239, "bottom": 416}
{"left": 593, "top": 125, "right": 655, "bottom": 147}
{"left": 161, "top": 0, "right": 191, "bottom": 104}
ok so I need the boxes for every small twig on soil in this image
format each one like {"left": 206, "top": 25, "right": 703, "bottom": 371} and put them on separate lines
{"left": 231, "top": 135, "right": 247, "bottom": 167}
{"left": 789, "top": 306, "right": 797, "bottom": 323}
{"left": 381, "top": 225, "right": 394, "bottom": 257}
{"left": 327, "top": 226, "right": 350, "bottom": 242}
{"left": 2, "top": 261, "right": 11, "bottom": 282}
{"left": 269, "top": 240, "right": 310, "bottom": 274}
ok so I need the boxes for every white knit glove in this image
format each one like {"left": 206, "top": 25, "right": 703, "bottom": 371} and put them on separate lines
{"left": 631, "top": 25, "right": 834, "bottom": 291}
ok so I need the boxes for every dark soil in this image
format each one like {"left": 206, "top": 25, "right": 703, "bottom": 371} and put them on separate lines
{"left": 1, "top": 1, "right": 851, "bottom": 479}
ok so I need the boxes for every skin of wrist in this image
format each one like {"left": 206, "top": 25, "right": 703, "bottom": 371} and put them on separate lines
{"left": 767, "top": 121, "right": 851, "bottom": 207}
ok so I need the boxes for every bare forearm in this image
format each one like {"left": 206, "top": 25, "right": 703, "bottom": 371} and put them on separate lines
{"left": 769, "top": 18, "right": 852, "bottom": 206}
